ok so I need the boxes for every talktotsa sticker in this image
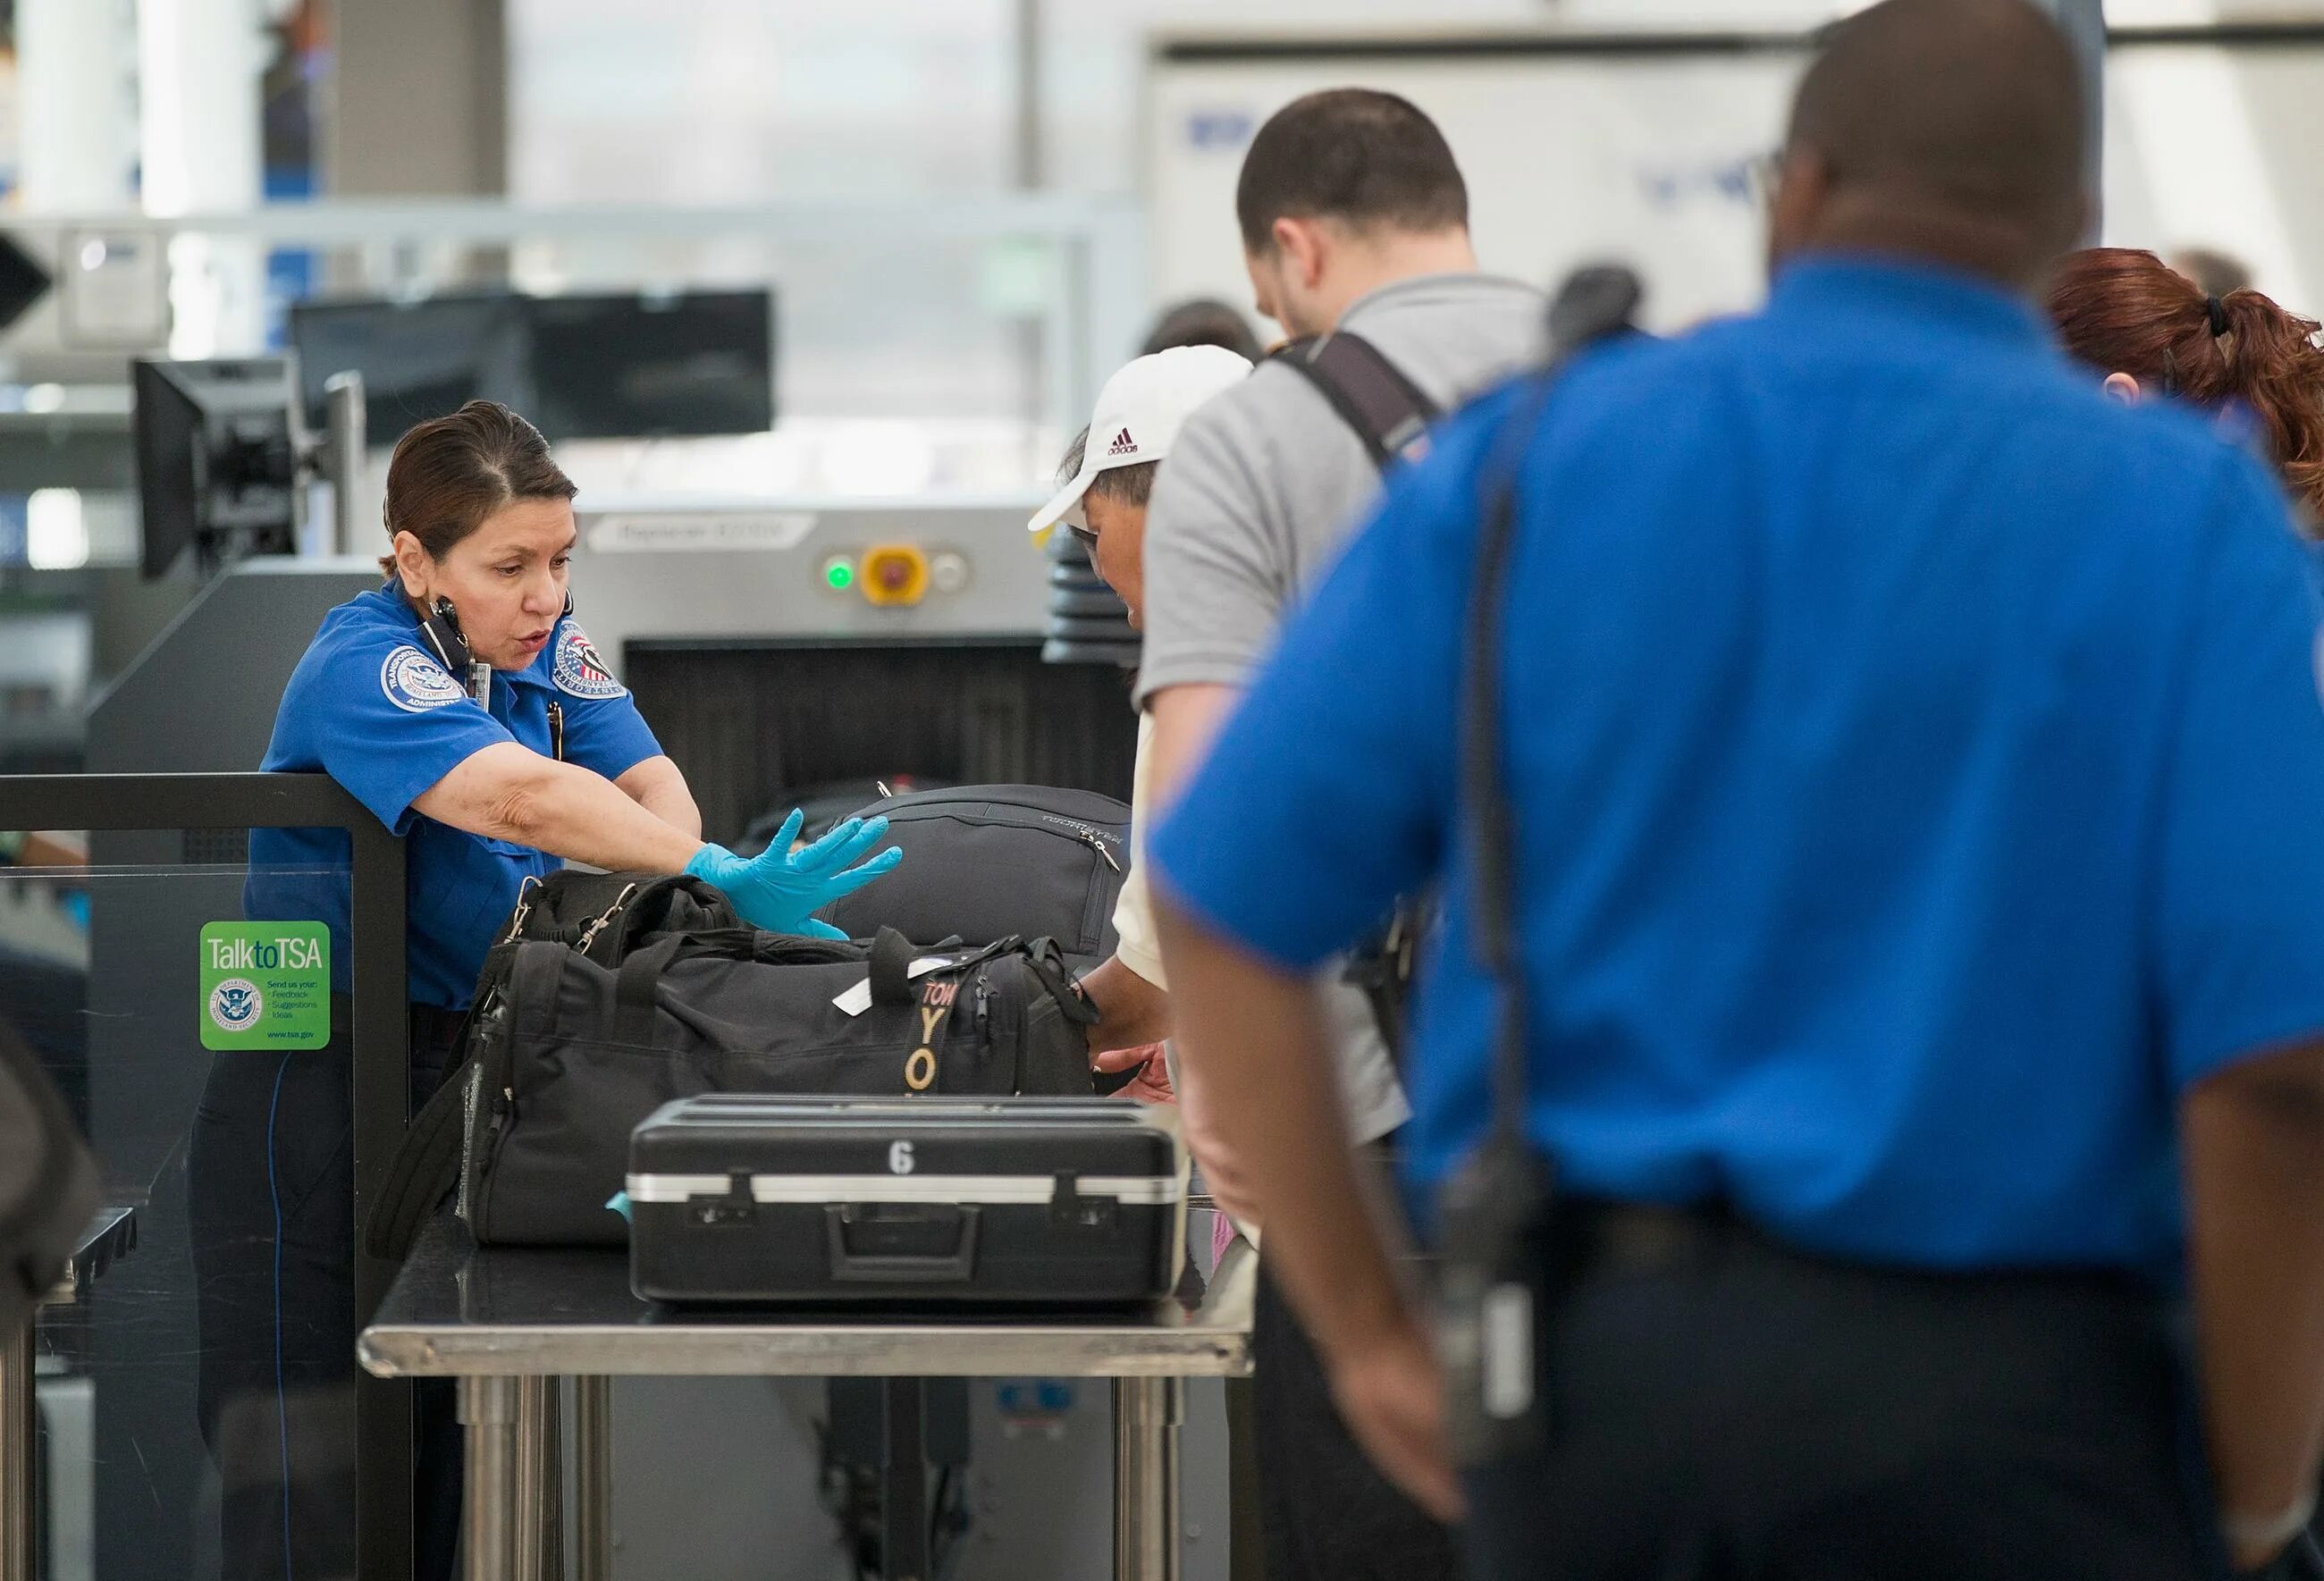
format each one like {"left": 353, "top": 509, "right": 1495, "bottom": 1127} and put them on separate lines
{"left": 200, "top": 921, "right": 330, "bottom": 1050}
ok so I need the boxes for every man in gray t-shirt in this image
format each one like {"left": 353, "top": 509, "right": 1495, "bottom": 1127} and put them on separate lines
{"left": 1136, "top": 87, "right": 1541, "bottom": 1581}
{"left": 1139, "top": 132, "right": 1544, "bottom": 1170}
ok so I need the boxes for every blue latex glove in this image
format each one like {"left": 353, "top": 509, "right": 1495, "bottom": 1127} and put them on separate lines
{"left": 684, "top": 812, "right": 903, "bottom": 939}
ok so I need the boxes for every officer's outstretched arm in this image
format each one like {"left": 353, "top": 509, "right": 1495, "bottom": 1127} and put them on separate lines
{"left": 417, "top": 742, "right": 704, "bottom": 874}
{"left": 613, "top": 754, "right": 702, "bottom": 838}
{"left": 413, "top": 743, "right": 901, "bottom": 936}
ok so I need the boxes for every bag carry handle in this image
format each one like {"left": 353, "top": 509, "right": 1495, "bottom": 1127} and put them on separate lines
{"left": 824, "top": 1203, "right": 981, "bottom": 1283}
{"left": 612, "top": 927, "right": 872, "bottom": 1041}
{"left": 613, "top": 934, "right": 686, "bottom": 1043}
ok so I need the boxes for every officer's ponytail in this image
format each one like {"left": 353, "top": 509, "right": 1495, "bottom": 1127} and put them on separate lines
{"left": 2210, "top": 287, "right": 2324, "bottom": 524}
{"left": 380, "top": 401, "right": 577, "bottom": 577}
{"left": 2048, "top": 248, "right": 2324, "bottom": 526}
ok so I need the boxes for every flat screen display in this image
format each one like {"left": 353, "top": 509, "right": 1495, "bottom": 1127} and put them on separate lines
{"left": 524, "top": 289, "right": 775, "bottom": 441}
{"left": 288, "top": 292, "right": 528, "bottom": 442}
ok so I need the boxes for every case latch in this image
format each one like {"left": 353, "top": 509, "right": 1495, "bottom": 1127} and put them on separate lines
{"left": 1049, "top": 1171, "right": 1118, "bottom": 1230}
{"left": 689, "top": 1173, "right": 757, "bottom": 1227}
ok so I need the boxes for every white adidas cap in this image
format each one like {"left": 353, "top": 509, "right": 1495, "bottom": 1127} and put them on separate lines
{"left": 1028, "top": 343, "right": 1253, "bottom": 534}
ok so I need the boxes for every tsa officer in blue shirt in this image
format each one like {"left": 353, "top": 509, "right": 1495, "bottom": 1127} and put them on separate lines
{"left": 192, "top": 400, "right": 900, "bottom": 1581}
{"left": 1151, "top": 4, "right": 2324, "bottom": 1578}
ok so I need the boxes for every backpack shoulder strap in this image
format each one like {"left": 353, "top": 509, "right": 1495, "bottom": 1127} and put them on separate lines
{"left": 362, "top": 936, "right": 514, "bottom": 1259}
{"left": 1273, "top": 331, "right": 1443, "bottom": 471}
{"left": 364, "top": 1063, "right": 469, "bottom": 1259}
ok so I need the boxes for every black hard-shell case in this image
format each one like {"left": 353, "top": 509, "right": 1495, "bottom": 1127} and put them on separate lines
{"left": 627, "top": 1094, "right": 1183, "bottom": 1306}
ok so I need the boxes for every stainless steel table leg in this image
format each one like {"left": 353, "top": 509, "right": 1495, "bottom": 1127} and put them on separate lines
{"left": 0, "top": 1318, "right": 30, "bottom": 1581}
{"left": 462, "top": 1375, "right": 521, "bottom": 1581}
{"left": 511, "top": 1382, "right": 537, "bottom": 1581}
{"left": 1114, "top": 1376, "right": 1183, "bottom": 1581}
{"left": 575, "top": 1377, "right": 611, "bottom": 1581}
{"left": 540, "top": 1382, "right": 562, "bottom": 1581}
{"left": 510, "top": 1377, "right": 552, "bottom": 1581}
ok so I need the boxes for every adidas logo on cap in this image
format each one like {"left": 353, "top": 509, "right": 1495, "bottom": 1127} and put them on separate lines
{"left": 1107, "top": 427, "right": 1137, "bottom": 456}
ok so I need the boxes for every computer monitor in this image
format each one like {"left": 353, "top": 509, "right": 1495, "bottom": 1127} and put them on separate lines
{"left": 523, "top": 289, "right": 775, "bottom": 441}
{"left": 131, "top": 357, "right": 302, "bottom": 579}
{"left": 286, "top": 291, "right": 529, "bottom": 442}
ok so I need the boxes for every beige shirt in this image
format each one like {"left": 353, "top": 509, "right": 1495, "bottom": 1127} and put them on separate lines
{"left": 1112, "top": 711, "right": 1411, "bottom": 1144}
{"left": 1112, "top": 713, "right": 1167, "bottom": 988}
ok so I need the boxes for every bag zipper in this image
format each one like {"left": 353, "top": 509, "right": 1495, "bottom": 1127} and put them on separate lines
{"left": 878, "top": 803, "right": 1123, "bottom": 859}
{"left": 855, "top": 803, "right": 1125, "bottom": 952}
{"left": 1078, "top": 828, "right": 1121, "bottom": 873}
{"left": 459, "top": 984, "right": 517, "bottom": 1235}
{"left": 455, "top": 1060, "right": 483, "bottom": 1224}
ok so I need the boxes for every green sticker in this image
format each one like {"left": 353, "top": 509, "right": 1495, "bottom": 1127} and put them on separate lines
{"left": 199, "top": 921, "right": 330, "bottom": 1051}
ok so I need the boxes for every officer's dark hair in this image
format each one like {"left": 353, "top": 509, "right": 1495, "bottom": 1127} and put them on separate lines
{"left": 1234, "top": 88, "right": 1468, "bottom": 256}
{"left": 1057, "top": 429, "right": 1156, "bottom": 511}
{"left": 1139, "top": 298, "right": 1264, "bottom": 362}
{"left": 1782, "top": 0, "right": 2084, "bottom": 282}
{"left": 2050, "top": 248, "right": 2324, "bottom": 524}
{"left": 379, "top": 400, "right": 577, "bottom": 576}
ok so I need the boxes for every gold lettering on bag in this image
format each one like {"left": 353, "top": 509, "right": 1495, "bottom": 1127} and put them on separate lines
{"left": 905, "top": 1047, "right": 937, "bottom": 1090}
{"left": 905, "top": 990, "right": 953, "bottom": 1092}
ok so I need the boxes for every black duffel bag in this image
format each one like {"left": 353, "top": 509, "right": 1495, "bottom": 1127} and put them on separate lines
{"left": 455, "top": 925, "right": 1098, "bottom": 1246}
{"left": 813, "top": 785, "right": 1128, "bottom": 960}
{"left": 366, "top": 869, "right": 743, "bottom": 1258}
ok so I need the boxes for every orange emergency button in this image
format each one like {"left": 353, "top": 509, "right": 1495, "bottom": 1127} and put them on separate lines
{"left": 858, "top": 543, "right": 930, "bottom": 607}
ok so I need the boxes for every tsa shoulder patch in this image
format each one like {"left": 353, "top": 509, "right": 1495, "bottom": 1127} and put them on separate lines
{"left": 552, "top": 623, "right": 626, "bottom": 700}
{"left": 379, "top": 644, "right": 465, "bottom": 712}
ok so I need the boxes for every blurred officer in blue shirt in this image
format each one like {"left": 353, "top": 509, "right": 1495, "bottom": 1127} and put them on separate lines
{"left": 1151, "top": 3, "right": 2324, "bottom": 1577}
{"left": 195, "top": 401, "right": 899, "bottom": 1581}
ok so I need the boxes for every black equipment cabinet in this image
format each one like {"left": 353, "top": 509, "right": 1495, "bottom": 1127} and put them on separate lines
{"left": 625, "top": 637, "right": 1138, "bottom": 846}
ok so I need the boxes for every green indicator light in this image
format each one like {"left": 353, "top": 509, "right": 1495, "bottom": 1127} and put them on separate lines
{"left": 825, "top": 561, "right": 855, "bottom": 591}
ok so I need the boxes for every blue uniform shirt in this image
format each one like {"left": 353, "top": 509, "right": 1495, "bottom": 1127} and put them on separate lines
{"left": 1151, "top": 255, "right": 2324, "bottom": 1282}
{"left": 248, "top": 583, "right": 663, "bottom": 1009}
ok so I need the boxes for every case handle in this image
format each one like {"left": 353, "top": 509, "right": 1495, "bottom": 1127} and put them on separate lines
{"left": 823, "top": 1203, "right": 981, "bottom": 1282}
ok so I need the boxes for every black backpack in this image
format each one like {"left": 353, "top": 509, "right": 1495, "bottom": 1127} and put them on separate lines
{"left": 813, "top": 784, "right": 1130, "bottom": 963}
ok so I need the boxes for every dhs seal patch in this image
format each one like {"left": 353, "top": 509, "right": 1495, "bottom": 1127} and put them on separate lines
{"left": 379, "top": 645, "right": 466, "bottom": 712}
{"left": 209, "top": 979, "right": 263, "bottom": 1033}
{"left": 552, "top": 624, "right": 626, "bottom": 700}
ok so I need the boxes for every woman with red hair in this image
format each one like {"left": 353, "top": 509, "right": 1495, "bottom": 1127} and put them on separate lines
{"left": 2047, "top": 248, "right": 2324, "bottom": 524}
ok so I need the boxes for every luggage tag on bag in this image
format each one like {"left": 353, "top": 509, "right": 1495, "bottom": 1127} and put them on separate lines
{"left": 830, "top": 950, "right": 975, "bottom": 1017}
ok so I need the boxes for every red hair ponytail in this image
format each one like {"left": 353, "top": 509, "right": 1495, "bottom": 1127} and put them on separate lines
{"left": 2047, "top": 248, "right": 2324, "bottom": 524}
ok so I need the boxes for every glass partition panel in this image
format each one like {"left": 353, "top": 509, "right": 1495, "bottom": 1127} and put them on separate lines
{"left": 0, "top": 820, "right": 400, "bottom": 1581}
